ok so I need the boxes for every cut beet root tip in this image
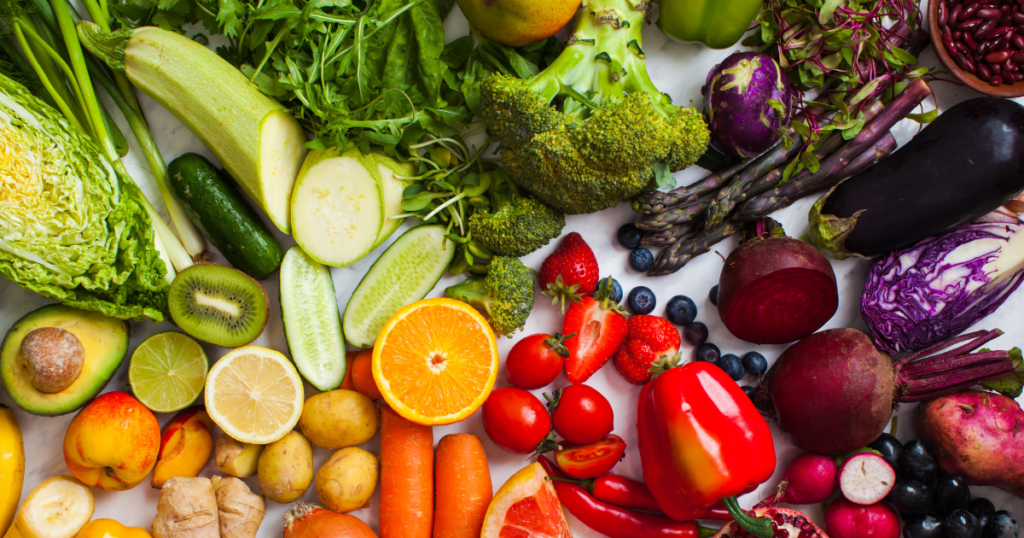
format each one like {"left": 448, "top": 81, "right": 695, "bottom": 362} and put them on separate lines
{"left": 839, "top": 452, "right": 896, "bottom": 505}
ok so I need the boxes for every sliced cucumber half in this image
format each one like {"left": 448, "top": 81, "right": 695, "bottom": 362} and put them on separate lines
{"left": 343, "top": 225, "right": 455, "bottom": 348}
{"left": 280, "top": 245, "right": 347, "bottom": 390}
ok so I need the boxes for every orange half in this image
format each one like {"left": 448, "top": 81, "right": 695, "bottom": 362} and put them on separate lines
{"left": 481, "top": 462, "right": 573, "bottom": 538}
{"left": 372, "top": 297, "right": 499, "bottom": 425}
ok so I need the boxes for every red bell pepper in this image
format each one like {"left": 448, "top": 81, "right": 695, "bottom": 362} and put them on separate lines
{"left": 638, "top": 362, "right": 777, "bottom": 538}
{"left": 539, "top": 457, "right": 717, "bottom": 538}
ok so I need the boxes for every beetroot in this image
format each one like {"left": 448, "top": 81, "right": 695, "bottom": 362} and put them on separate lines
{"left": 824, "top": 498, "right": 900, "bottom": 538}
{"left": 713, "top": 507, "right": 826, "bottom": 538}
{"left": 918, "top": 389, "right": 1024, "bottom": 497}
{"left": 754, "top": 328, "right": 1017, "bottom": 454}
{"left": 758, "top": 452, "right": 838, "bottom": 507}
{"left": 718, "top": 224, "right": 837, "bottom": 345}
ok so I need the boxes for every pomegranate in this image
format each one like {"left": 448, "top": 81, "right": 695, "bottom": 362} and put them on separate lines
{"left": 713, "top": 507, "right": 827, "bottom": 538}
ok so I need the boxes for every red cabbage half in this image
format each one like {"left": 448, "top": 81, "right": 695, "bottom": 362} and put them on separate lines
{"left": 861, "top": 221, "right": 1024, "bottom": 353}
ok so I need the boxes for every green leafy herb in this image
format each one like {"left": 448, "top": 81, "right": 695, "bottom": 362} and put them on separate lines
{"left": 982, "top": 347, "right": 1024, "bottom": 398}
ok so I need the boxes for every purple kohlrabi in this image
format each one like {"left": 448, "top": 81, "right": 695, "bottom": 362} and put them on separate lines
{"left": 704, "top": 51, "right": 792, "bottom": 158}
{"left": 862, "top": 220, "right": 1024, "bottom": 353}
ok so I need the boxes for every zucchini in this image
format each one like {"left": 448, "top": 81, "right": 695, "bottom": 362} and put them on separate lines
{"left": 291, "top": 147, "right": 413, "bottom": 267}
{"left": 280, "top": 246, "right": 347, "bottom": 391}
{"left": 167, "top": 153, "right": 283, "bottom": 280}
{"left": 78, "top": 24, "right": 308, "bottom": 233}
{"left": 810, "top": 97, "right": 1024, "bottom": 259}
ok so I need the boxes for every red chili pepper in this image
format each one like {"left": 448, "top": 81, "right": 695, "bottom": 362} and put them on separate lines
{"left": 550, "top": 479, "right": 717, "bottom": 538}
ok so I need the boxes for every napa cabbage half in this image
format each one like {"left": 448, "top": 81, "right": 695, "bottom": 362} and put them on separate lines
{"left": 0, "top": 72, "right": 168, "bottom": 321}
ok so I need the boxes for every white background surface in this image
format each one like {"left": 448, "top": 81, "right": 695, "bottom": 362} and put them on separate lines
{"left": 5, "top": 2, "right": 1024, "bottom": 536}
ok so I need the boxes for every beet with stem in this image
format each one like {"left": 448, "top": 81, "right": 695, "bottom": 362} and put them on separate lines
{"left": 717, "top": 219, "right": 838, "bottom": 344}
{"left": 753, "top": 328, "right": 1017, "bottom": 454}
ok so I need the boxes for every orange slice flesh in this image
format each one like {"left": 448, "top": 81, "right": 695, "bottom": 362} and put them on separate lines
{"left": 372, "top": 298, "right": 499, "bottom": 425}
{"left": 482, "top": 462, "right": 572, "bottom": 538}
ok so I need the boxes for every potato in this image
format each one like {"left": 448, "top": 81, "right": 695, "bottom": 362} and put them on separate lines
{"left": 315, "top": 447, "right": 379, "bottom": 513}
{"left": 299, "top": 389, "right": 378, "bottom": 449}
{"left": 257, "top": 431, "right": 313, "bottom": 504}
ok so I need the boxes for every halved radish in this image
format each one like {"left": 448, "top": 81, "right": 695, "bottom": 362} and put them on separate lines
{"left": 839, "top": 452, "right": 896, "bottom": 505}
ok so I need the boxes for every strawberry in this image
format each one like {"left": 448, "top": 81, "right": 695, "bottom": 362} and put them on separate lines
{"left": 613, "top": 315, "right": 682, "bottom": 385}
{"left": 539, "top": 232, "right": 600, "bottom": 312}
{"left": 562, "top": 287, "right": 628, "bottom": 384}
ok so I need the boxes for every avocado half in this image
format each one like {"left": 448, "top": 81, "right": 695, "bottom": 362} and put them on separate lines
{"left": 1, "top": 304, "right": 129, "bottom": 416}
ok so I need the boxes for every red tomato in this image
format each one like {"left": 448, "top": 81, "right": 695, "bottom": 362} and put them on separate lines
{"left": 482, "top": 388, "right": 552, "bottom": 454}
{"left": 555, "top": 434, "right": 628, "bottom": 479}
{"left": 505, "top": 333, "right": 572, "bottom": 390}
{"left": 550, "top": 384, "right": 613, "bottom": 444}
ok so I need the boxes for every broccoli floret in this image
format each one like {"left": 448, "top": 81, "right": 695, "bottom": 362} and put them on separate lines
{"left": 469, "top": 171, "right": 565, "bottom": 257}
{"left": 445, "top": 256, "right": 535, "bottom": 337}
{"left": 480, "top": 0, "right": 710, "bottom": 215}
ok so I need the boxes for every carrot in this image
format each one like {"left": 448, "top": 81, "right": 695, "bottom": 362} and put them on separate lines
{"left": 340, "top": 352, "right": 357, "bottom": 391}
{"left": 379, "top": 406, "right": 434, "bottom": 538}
{"left": 433, "top": 433, "right": 492, "bottom": 538}
{"left": 351, "top": 349, "right": 382, "bottom": 400}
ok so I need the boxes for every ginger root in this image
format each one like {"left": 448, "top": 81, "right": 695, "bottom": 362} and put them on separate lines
{"left": 212, "top": 476, "right": 265, "bottom": 538}
{"left": 153, "top": 477, "right": 219, "bottom": 538}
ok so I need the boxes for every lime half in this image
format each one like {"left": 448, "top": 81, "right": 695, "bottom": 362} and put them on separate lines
{"left": 130, "top": 331, "right": 209, "bottom": 413}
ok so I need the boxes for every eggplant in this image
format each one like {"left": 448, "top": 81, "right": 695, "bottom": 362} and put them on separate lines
{"left": 809, "top": 97, "right": 1024, "bottom": 259}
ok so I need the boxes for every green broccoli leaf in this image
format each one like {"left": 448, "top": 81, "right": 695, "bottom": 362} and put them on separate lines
{"left": 654, "top": 162, "right": 675, "bottom": 190}
{"left": 982, "top": 348, "right": 1024, "bottom": 398}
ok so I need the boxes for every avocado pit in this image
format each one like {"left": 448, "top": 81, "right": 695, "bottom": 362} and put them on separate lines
{"left": 21, "top": 327, "right": 84, "bottom": 393}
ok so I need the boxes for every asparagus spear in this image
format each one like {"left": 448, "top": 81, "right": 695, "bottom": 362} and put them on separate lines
{"left": 704, "top": 99, "right": 886, "bottom": 229}
{"left": 736, "top": 132, "right": 897, "bottom": 220}
{"left": 641, "top": 224, "right": 695, "bottom": 247}
{"left": 649, "top": 222, "right": 739, "bottom": 277}
{"left": 635, "top": 192, "right": 717, "bottom": 231}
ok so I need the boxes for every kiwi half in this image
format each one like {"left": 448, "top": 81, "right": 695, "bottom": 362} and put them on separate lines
{"left": 168, "top": 264, "right": 269, "bottom": 348}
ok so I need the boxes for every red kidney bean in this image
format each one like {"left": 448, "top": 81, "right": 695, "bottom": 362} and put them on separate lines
{"left": 960, "top": 41, "right": 973, "bottom": 56}
{"left": 950, "top": 3, "right": 963, "bottom": 24}
{"left": 1006, "top": 57, "right": 1018, "bottom": 70}
{"left": 964, "top": 3, "right": 982, "bottom": 19}
{"left": 993, "top": 37, "right": 1009, "bottom": 50}
{"left": 1012, "top": 50, "right": 1024, "bottom": 62}
{"left": 992, "top": 74, "right": 1005, "bottom": 84}
{"left": 990, "top": 25, "right": 1012, "bottom": 38}
{"left": 946, "top": 34, "right": 961, "bottom": 55}
{"left": 978, "top": 6, "right": 1002, "bottom": 17}
{"left": 986, "top": 49, "right": 1012, "bottom": 61}
{"left": 1013, "top": 33, "right": 1024, "bottom": 48}
{"left": 1004, "top": 74, "right": 1016, "bottom": 84}
{"left": 940, "top": 2, "right": 949, "bottom": 25}
{"left": 994, "top": 62, "right": 1003, "bottom": 73}
{"left": 1013, "top": 71, "right": 1024, "bottom": 80}
{"left": 961, "top": 53, "right": 978, "bottom": 72}
{"left": 1002, "top": 4, "right": 1012, "bottom": 13}
{"left": 979, "top": 62, "right": 994, "bottom": 80}
{"left": 1002, "top": 14, "right": 1014, "bottom": 25}
{"left": 1014, "top": 11, "right": 1024, "bottom": 23}
{"left": 966, "top": 32, "right": 980, "bottom": 49}
{"left": 960, "top": 17, "right": 985, "bottom": 30}
{"left": 981, "top": 39, "right": 993, "bottom": 53}
{"left": 976, "top": 19, "right": 998, "bottom": 38}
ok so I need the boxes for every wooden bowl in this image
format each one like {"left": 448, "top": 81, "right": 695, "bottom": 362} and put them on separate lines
{"left": 928, "top": 0, "right": 1024, "bottom": 97}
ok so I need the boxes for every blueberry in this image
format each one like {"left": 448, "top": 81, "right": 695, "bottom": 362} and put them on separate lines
{"left": 984, "top": 511, "right": 1019, "bottom": 538}
{"left": 618, "top": 223, "right": 643, "bottom": 249}
{"left": 629, "top": 248, "right": 654, "bottom": 272}
{"left": 684, "top": 322, "right": 709, "bottom": 346}
{"left": 742, "top": 352, "right": 768, "bottom": 377}
{"left": 607, "top": 278, "right": 623, "bottom": 304}
{"left": 741, "top": 385, "right": 755, "bottom": 398}
{"left": 888, "top": 479, "right": 935, "bottom": 516}
{"left": 694, "top": 343, "right": 721, "bottom": 364}
{"left": 903, "top": 515, "right": 945, "bottom": 538}
{"left": 945, "top": 510, "right": 981, "bottom": 538}
{"left": 719, "top": 353, "right": 744, "bottom": 381}
{"left": 902, "top": 440, "right": 938, "bottom": 484}
{"left": 935, "top": 475, "right": 971, "bottom": 513}
{"left": 666, "top": 295, "right": 697, "bottom": 325}
{"left": 971, "top": 499, "right": 998, "bottom": 527}
{"left": 709, "top": 285, "right": 719, "bottom": 306}
{"left": 627, "top": 286, "right": 656, "bottom": 315}
{"left": 869, "top": 433, "right": 903, "bottom": 473}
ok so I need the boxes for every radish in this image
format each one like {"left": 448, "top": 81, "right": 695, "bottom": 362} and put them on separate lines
{"left": 758, "top": 452, "right": 838, "bottom": 507}
{"left": 753, "top": 328, "right": 1016, "bottom": 454}
{"left": 718, "top": 220, "right": 838, "bottom": 345}
{"left": 839, "top": 452, "right": 895, "bottom": 505}
{"left": 824, "top": 498, "right": 900, "bottom": 538}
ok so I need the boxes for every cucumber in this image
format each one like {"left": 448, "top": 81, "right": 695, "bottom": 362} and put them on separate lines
{"left": 167, "top": 153, "right": 283, "bottom": 280}
{"left": 279, "top": 246, "right": 347, "bottom": 391}
{"left": 343, "top": 225, "right": 455, "bottom": 348}
{"left": 79, "top": 24, "right": 308, "bottom": 233}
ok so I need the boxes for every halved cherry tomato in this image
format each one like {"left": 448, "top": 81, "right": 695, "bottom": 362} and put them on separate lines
{"left": 555, "top": 434, "right": 627, "bottom": 479}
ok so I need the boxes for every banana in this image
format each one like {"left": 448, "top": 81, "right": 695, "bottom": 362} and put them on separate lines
{"left": 4, "top": 476, "right": 93, "bottom": 538}
{"left": 0, "top": 405, "right": 24, "bottom": 537}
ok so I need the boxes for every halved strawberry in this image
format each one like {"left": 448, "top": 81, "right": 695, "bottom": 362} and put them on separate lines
{"left": 540, "top": 233, "right": 600, "bottom": 312}
{"left": 613, "top": 315, "right": 681, "bottom": 385}
{"left": 562, "top": 294, "right": 627, "bottom": 384}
